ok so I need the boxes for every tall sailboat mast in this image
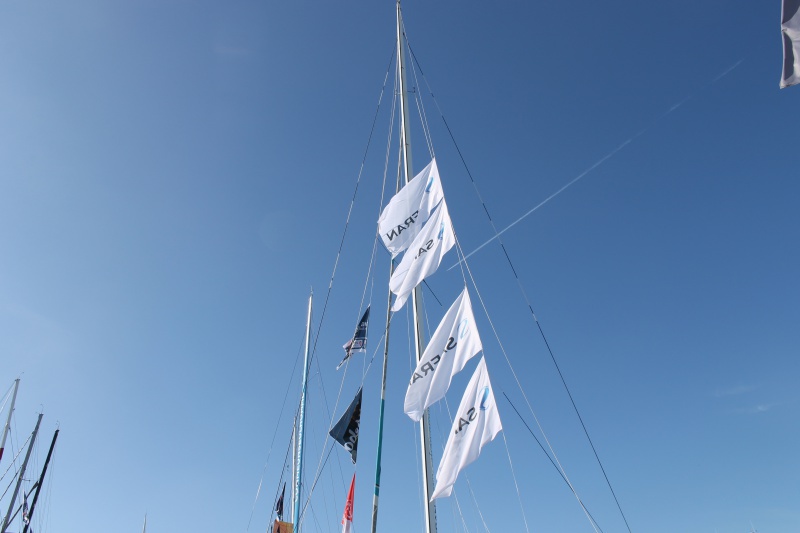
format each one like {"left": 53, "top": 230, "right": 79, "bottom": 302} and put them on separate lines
{"left": 291, "top": 291, "right": 313, "bottom": 531}
{"left": 1, "top": 413, "right": 42, "bottom": 533}
{"left": 0, "top": 378, "right": 20, "bottom": 465}
{"left": 22, "top": 429, "right": 59, "bottom": 533}
{"left": 397, "top": 2, "right": 438, "bottom": 532}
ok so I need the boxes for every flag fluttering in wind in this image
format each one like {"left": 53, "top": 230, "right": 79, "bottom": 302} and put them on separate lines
{"left": 329, "top": 388, "right": 362, "bottom": 463}
{"left": 341, "top": 474, "right": 356, "bottom": 533}
{"left": 390, "top": 200, "right": 455, "bottom": 312}
{"left": 378, "top": 158, "right": 444, "bottom": 256}
{"left": 337, "top": 307, "right": 370, "bottom": 370}
{"left": 405, "top": 287, "right": 483, "bottom": 421}
{"left": 431, "top": 357, "right": 502, "bottom": 500}
{"left": 782, "top": 0, "right": 800, "bottom": 88}
{"left": 22, "top": 493, "right": 30, "bottom": 525}
{"left": 275, "top": 482, "right": 286, "bottom": 520}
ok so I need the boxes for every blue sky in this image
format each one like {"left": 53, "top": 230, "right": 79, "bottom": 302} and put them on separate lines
{"left": 1, "top": 1, "right": 798, "bottom": 532}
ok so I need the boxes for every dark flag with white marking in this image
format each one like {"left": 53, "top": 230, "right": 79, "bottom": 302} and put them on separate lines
{"left": 275, "top": 482, "right": 285, "bottom": 520}
{"left": 337, "top": 307, "right": 370, "bottom": 370}
{"left": 781, "top": 0, "right": 800, "bottom": 88}
{"left": 329, "top": 388, "right": 362, "bottom": 463}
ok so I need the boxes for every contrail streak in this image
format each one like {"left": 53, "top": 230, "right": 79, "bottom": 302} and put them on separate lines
{"left": 450, "top": 58, "right": 744, "bottom": 269}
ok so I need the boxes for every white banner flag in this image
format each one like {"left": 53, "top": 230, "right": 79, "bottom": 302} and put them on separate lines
{"left": 378, "top": 158, "right": 444, "bottom": 256}
{"left": 405, "top": 287, "right": 483, "bottom": 422}
{"left": 781, "top": 0, "right": 800, "bottom": 88}
{"left": 431, "top": 357, "right": 502, "bottom": 500}
{"left": 389, "top": 200, "right": 455, "bottom": 311}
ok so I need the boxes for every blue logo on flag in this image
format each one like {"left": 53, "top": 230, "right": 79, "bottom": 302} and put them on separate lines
{"left": 479, "top": 386, "right": 490, "bottom": 410}
{"left": 425, "top": 175, "right": 435, "bottom": 193}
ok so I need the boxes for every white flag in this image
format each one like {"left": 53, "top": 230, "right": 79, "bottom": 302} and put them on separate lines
{"left": 431, "top": 357, "right": 502, "bottom": 500}
{"left": 389, "top": 200, "right": 455, "bottom": 312}
{"left": 378, "top": 158, "right": 444, "bottom": 256}
{"left": 405, "top": 287, "right": 483, "bottom": 422}
{"left": 781, "top": 0, "right": 800, "bottom": 88}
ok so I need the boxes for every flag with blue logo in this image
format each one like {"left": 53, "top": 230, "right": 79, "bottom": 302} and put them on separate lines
{"left": 378, "top": 158, "right": 444, "bottom": 256}
{"left": 431, "top": 357, "right": 502, "bottom": 500}
{"left": 405, "top": 287, "right": 483, "bottom": 422}
{"left": 389, "top": 199, "right": 455, "bottom": 312}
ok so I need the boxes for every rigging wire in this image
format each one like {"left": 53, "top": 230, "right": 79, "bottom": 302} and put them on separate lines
{"left": 0, "top": 381, "right": 14, "bottom": 415}
{"left": 301, "top": 41, "right": 395, "bottom": 431}
{"left": 452, "top": 229, "right": 600, "bottom": 533}
{"left": 245, "top": 327, "right": 307, "bottom": 532}
{"left": 406, "top": 40, "right": 634, "bottom": 533}
{"left": 499, "top": 430, "right": 531, "bottom": 533}
{"left": 0, "top": 434, "right": 31, "bottom": 488}
{"left": 304, "top": 398, "right": 335, "bottom": 533}
{"left": 503, "top": 392, "right": 605, "bottom": 532}
{"left": 464, "top": 478, "right": 491, "bottom": 533}
{"left": 299, "top": 443, "right": 336, "bottom": 521}
{"left": 297, "top": 44, "right": 397, "bottom": 522}
{"left": 401, "top": 21, "right": 435, "bottom": 161}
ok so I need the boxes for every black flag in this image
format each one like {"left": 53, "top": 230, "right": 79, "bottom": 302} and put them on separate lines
{"left": 275, "top": 482, "right": 285, "bottom": 520}
{"left": 337, "top": 307, "right": 370, "bottom": 370}
{"left": 329, "top": 388, "right": 362, "bottom": 463}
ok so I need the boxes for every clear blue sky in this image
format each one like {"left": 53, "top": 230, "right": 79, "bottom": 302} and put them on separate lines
{"left": 1, "top": 1, "right": 798, "bottom": 532}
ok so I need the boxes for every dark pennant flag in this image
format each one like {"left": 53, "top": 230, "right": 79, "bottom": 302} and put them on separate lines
{"left": 275, "top": 482, "right": 285, "bottom": 520}
{"left": 329, "top": 388, "right": 362, "bottom": 463}
{"left": 337, "top": 307, "right": 370, "bottom": 370}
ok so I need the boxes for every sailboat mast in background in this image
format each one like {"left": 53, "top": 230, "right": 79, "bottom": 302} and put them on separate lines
{"left": 22, "top": 428, "right": 60, "bottom": 533}
{"left": 0, "top": 378, "right": 20, "bottom": 465}
{"left": 1, "top": 413, "right": 42, "bottom": 533}
{"left": 291, "top": 291, "right": 313, "bottom": 532}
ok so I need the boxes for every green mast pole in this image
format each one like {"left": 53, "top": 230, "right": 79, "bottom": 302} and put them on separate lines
{"left": 292, "top": 291, "right": 313, "bottom": 531}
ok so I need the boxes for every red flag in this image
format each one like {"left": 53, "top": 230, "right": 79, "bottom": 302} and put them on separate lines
{"left": 341, "top": 474, "right": 355, "bottom": 533}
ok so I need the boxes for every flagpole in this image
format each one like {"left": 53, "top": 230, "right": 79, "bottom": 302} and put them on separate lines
{"left": 396, "top": 2, "right": 438, "bottom": 532}
{"left": 0, "top": 378, "right": 20, "bottom": 465}
{"left": 292, "top": 291, "right": 313, "bottom": 532}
